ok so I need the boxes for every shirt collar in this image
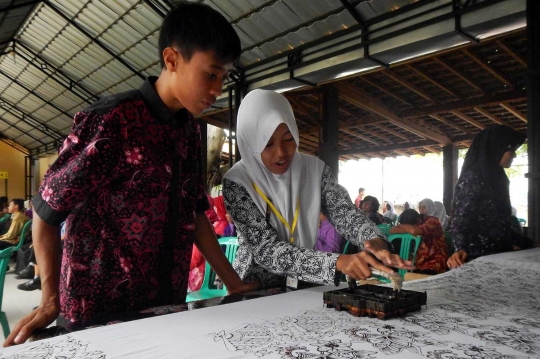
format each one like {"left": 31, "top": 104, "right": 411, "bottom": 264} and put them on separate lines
{"left": 139, "top": 76, "right": 189, "bottom": 126}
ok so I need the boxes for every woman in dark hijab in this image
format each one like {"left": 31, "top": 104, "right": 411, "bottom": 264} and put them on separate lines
{"left": 447, "top": 125, "right": 534, "bottom": 268}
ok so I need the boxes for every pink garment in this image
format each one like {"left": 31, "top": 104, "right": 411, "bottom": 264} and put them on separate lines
{"left": 205, "top": 195, "right": 219, "bottom": 225}
{"left": 213, "top": 195, "right": 228, "bottom": 235}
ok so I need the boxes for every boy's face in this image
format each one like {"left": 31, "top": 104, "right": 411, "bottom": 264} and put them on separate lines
{"left": 164, "top": 48, "right": 233, "bottom": 115}
{"left": 7, "top": 201, "right": 18, "bottom": 214}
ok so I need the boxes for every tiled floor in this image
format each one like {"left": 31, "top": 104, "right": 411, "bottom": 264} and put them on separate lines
{"left": 2, "top": 260, "right": 42, "bottom": 337}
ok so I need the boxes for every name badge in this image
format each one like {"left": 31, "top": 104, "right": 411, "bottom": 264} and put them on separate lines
{"left": 286, "top": 276, "right": 298, "bottom": 289}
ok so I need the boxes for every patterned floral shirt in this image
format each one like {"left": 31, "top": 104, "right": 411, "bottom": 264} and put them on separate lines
{"left": 450, "top": 168, "right": 533, "bottom": 259}
{"left": 223, "top": 166, "right": 385, "bottom": 288}
{"left": 33, "top": 77, "right": 208, "bottom": 322}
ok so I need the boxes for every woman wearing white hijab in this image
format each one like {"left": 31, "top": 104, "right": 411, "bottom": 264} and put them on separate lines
{"left": 383, "top": 201, "right": 397, "bottom": 223}
{"left": 223, "top": 90, "right": 413, "bottom": 288}
{"left": 434, "top": 201, "right": 449, "bottom": 230}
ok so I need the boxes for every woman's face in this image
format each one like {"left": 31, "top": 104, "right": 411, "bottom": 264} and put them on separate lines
{"left": 404, "top": 202, "right": 410, "bottom": 210}
{"left": 261, "top": 123, "right": 297, "bottom": 175}
{"left": 362, "top": 200, "right": 373, "bottom": 213}
{"left": 418, "top": 202, "right": 427, "bottom": 215}
{"left": 499, "top": 150, "right": 516, "bottom": 168}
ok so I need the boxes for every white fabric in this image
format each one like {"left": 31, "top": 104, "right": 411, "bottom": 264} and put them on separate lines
{"left": 419, "top": 197, "right": 437, "bottom": 217}
{"left": 224, "top": 89, "right": 325, "bottom": 249}
{"left": 382, "top": 201, "right": 396, "bottom": 219}
{"left": 5, "top": 248, "right": 540, "bottom": 358}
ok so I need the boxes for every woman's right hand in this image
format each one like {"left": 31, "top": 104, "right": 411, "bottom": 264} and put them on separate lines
{"left": 447, "top": 250, "right": 468, "bottom": 269}
{"left": 336, "top": 251, "right": 410, "bottom": 280}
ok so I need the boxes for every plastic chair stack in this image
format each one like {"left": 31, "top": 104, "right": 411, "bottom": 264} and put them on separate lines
{"left": 185, "top": 237, "right": 239, "bottom": 302}
{"left": 377, "top": 223, "right": 391, "bottom": 237}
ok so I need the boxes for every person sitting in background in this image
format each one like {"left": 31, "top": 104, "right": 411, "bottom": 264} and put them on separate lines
{"left": 223, "top": 213, "right": 237, "bottom": 238}
{"left": 434, "top": 201, "right": 449, "bottom": 230}
{"left": 0, "top": 196, "right": 8, "bottom": 215}
{"left": 24, "top": 200, "right": 33, "bottom": 219}
{"left": 448, "top": 126, "right": 535, "bottom": 269}
{"left": 383, "top": 201, "right": 398, "bottom": 224}
{"left": 212, "top": 195, "right": 229, "bottom": 237}
{"left": 354, "top": 188, "right": 365, "bottom": 208}
{"left": 204, "top": 195, "right": 219, "bottom": 226}
{"left": 0, "top": 199, "right": 30, "bottom": 250}
{"left": 361, "top": 196, "right": 385, "bottom": 225}
{"left": 315, "top": 213, "right": 345, "bottom": 254}
{"left": 391, "top": 201, "right": 448, "bottom": 274}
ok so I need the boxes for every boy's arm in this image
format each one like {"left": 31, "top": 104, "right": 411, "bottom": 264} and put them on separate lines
{"left": 194, "top": 212, "right": 259, "bottom": 294}
{"left": 4, "top": 212, "right": 61, "bottom": 347}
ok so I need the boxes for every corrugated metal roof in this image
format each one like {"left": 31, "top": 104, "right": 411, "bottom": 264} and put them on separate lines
{"left": 0, "top": 0, "right": 527, "bottom": 156}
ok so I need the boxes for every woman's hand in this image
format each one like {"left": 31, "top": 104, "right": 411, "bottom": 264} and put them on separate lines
{"left": 447, "top": 250, "right": 468, "bottom": 269}
{"left": 363, "top": 238, "right": 415, "bottom": 270}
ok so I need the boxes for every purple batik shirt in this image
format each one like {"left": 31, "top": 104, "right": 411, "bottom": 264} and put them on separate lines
{"left": 34, "top": 77, "right": 209, "bottom": 323}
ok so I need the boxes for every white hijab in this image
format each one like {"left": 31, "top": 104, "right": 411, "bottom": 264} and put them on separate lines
{"left": 224, "top": 89, "right": 325, "bottom": 249}
{"left": 420, "top": 198, "right": 437, "bottom": 217}
{"left": 434, "top": 201, "right": 448, "bottom": 227}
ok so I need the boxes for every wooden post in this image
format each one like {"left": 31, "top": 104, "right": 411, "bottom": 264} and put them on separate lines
{"left": 443, "top": 144, "right": 458, "bottom": 214}
{"left": 526, "top": 0, "right": 540, "bottom": 241}
{"left": 319, "top": 86, "right": 340, "bottom": 179}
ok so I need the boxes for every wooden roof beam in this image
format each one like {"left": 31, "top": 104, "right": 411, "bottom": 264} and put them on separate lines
{"left": 463, "top": 49, "right": 513, "bottom": 89}
{"left": 451, "top": 110, "right": 487, "bottom": 130}
{"left": 373, "top": 123, "right": 410, "bottom": 141}
{"left": 340, "top": 128, "right": 380, "bottom": 145}
{"left": 429, "top": 114, "right": 471, "bottom": 134}
{"left": 496, "top": 40, "right": 526, "bottom": 67}
{"left": 431, "top": 57, "right": 485, "bottom": 95}
{"left": 405, "top": 65, "right": 461, "bottom": 100}
{"left": 335, "top": 82, "right": 452, "bottom": 145}
{"left": 424, "top": 146, "right": 440, "bottom": 154}
{"left": 500, "top": 103, "right": 527, "bottom": 122}
{"left": 394, "top": 149, "right": 410, "bottom": 157}
{"left": 473, "top": 107, "right": 506, "bottom": 125}
{"left": 400, "top": 90, "right": 526, "bottom": 118}
{"left": 358, "top": 77, "right": 413, "bottom": 107}
{"left": 356, "top": 127, "right": 393, "bottom": 144}
{"left": 383, "top": 71, "right": 437, "bottom": 104}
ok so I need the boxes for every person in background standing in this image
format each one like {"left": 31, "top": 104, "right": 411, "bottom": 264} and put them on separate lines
{"left": 354, "top": 188, "right": 365, "bottom": 208}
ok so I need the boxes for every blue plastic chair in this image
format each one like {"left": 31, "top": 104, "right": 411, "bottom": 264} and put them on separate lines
{"left": 186, "top": 237, "right": 239, "bottom": 302}
{"left": 0, "top": 246, "right": 14, "bottom": 338}
{"left": 387, "top": 233, "right": 422, "bottom": 277}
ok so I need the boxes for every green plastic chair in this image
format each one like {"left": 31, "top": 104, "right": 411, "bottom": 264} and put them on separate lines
{"left": 14, "top": 220, "right": 32, "bottom": 251}
{"left": 185, "top": 237, "right": 239, "bottom": 302}
{"left": 518, "top": 218, "right": 526, "bottom": 226}
{"left": 377, "top": 224, "right": 391, "bottom": 237}
{"left": 387, "top": 233, "right": 422, "bottom": 278}
{"left": 0, "top": 214, "right": 10, "bottom": 225}
{"left": 0, "top": 246, "right": 14, "bottom": 338}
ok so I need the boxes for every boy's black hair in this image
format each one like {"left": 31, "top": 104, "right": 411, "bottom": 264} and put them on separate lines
{"left": 400, "top": 209, "right": 420, "bottom": 225}
{"left": 359, "top": 187, "right": 365, "bottom": 193}
{"left": 0, "top": 196, "right": 7, "bottom": 206}
{"left": 362, "top": 195, "right": 380, "bottom": 212}
{"left": 10, "top": 198, "right": 24, "bottom": 211}
{"left": 158, "top": 1, "right": 241, "bottom": 68}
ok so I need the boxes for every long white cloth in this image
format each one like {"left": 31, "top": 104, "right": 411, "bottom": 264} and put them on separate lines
{"left": 224, "top": 89, "right": 324, "bottom": 249}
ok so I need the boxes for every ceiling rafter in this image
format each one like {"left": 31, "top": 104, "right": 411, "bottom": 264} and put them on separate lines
{"left": 373, "top": 123, "right": 410, "bottom": 141}
{"left": 429, "top": 114, "right": 471, "bottom": 134}
{"left": 405, "top": 64, "right": 461, "bottom": 100}
{"left": 431, "top": 56, "right": 485, "bottom": 95}
{"left": 462, "top": 48, "right": 514, "bottom": 89}
{"left": 383, "top": 70, "right": 437, "bottom": 104}
{"left": 450, "top": 110, "right": 487, "bottom": 129}
{"left": 0, "top": 116, "right": 46, "bottom": 145}
{"left": 334, "top": 82, "right": 452, "bottom": 145}
{"left": 357, "top": 77, "right": 413, "bottom": 107}
{"left": 499, "top": 103, "right": 527, "bottom": 122}
{"left": 357, "top": 126, "right": 393, "bottom": 144}
{"left": 339, "top": 128, "right": 379, "bottom": 146}
{"left": 473, "top": 107, "right": 506, "bottom": 125}
{"left": 496, "top": 40, "right": 526, "bottom": 67}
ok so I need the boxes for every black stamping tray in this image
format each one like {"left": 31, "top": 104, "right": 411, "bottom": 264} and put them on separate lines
{"left": 323, "top": 284, "right": 427, "bottom": 320}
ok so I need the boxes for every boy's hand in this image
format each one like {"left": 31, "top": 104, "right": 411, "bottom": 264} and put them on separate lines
{"left": 4, "top": 299, "right": 59, "bottom": 347}
{"left": 227, "top": 281, "right": 260, "bottom": 295}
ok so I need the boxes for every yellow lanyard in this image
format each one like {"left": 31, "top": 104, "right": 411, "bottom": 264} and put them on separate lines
{"left": 253, "top": 183, "right": 300, "bottom": 244}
